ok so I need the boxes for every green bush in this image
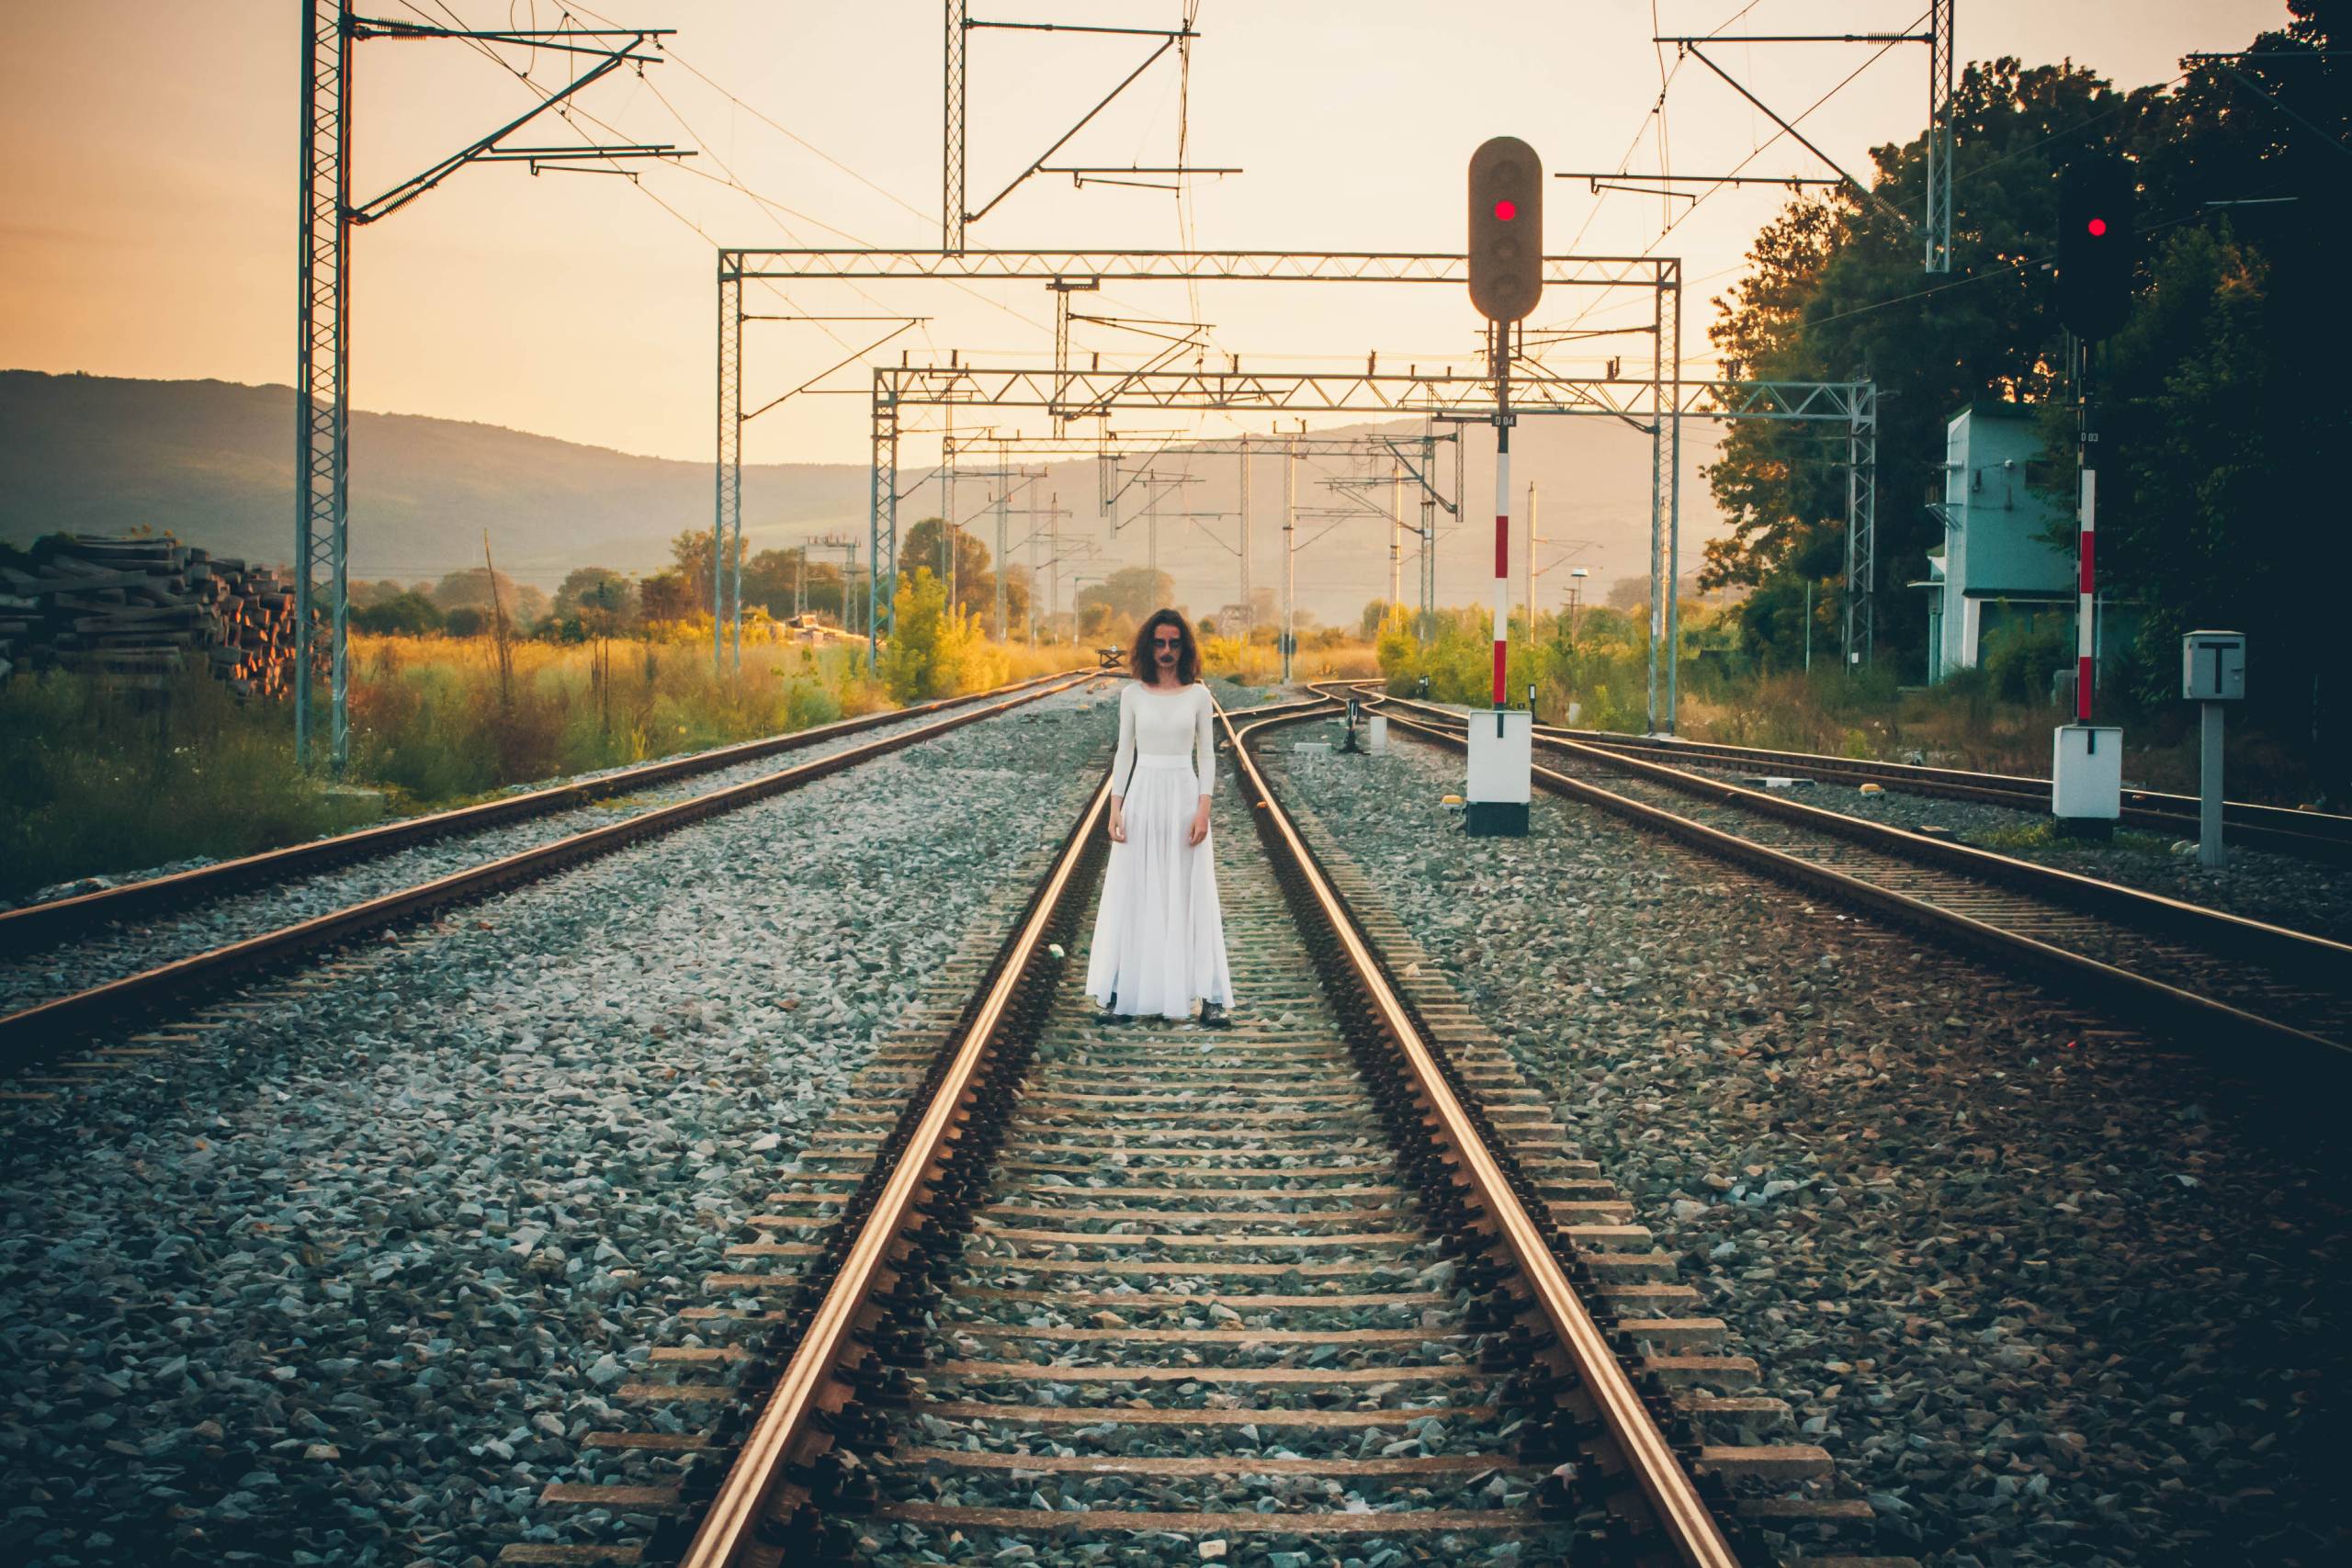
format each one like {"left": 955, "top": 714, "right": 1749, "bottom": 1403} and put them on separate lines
{"left": 352, "top": 591, "right": 444, "bottom": 636}
{"left": 1983, "top": 618, "right": 2071, "bottom": 706}
{"left": 877, "top": 568, "right": 978, "bottom": 702}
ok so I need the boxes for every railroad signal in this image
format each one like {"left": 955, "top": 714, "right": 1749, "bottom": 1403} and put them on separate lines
{"left": 2056, "top": 154, "right": 2135, "bottom": 342}
{"left": 1468, "top": 137, "right": 1544, "bottom": 323}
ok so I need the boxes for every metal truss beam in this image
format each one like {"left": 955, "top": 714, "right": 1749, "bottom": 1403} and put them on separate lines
{"left": 871, "top": 363, "right": 1860, "bottom": 426}
{"left": 724, "top": 248, "right": 1673, "bottom": 288}
{"left": 863, "top": 365, "right": 1866, "bottom": 704}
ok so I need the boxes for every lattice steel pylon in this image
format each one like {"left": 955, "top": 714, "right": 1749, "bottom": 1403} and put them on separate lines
{"left": 715, "top": 262, "right": 743, "bottom": 672}
{"left": 1843, "top": 378, "right": 1879, "bottom": 670}
{"left": 1925, "top": 0, "right": 1957, "bottom": 273}
{"left": 296, "top": 0, "right": 352, "bottom": 773}
{"left": 293, "top": 3, "right": 682, "bottom": 769}
{"left": 943, "top": 0, "right": 967, "bottom": 251}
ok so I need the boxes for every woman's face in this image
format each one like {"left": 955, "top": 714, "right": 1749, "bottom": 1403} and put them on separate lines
{"left": 1151, "top": 625, "right": 1182, "bottom": 677}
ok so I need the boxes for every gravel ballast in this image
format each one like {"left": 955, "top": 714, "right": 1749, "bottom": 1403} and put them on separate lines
{"left": 1656, "top": 753, "right": 2352, "bottom": 945}
{"left": 1, "top": 679, "right": 1082, "bottom": 1016}
{"left": 0, "top": 684, "right": 1116, "bottom": 1566}
{"left": 1266, "top": 728, "right": 2352, "bottom": 1567}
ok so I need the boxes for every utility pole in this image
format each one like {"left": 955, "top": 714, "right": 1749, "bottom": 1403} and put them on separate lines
{"left": 809, "top": 534, "right": 864, "bottom": 635}
{"left": 1389, "top": 460, "right": 1405, "bottom": 611}
{"left": 1238, "top": 433, "right": 1252, "bottom": 639}
{"left": 1283, "top": 436, "right": 1297, "bottom": 684}
{"left": 1525, "top": 480, "right": 1539, "bottom": 640}
{"left": 993, "top": 436, "right": 1009, "bottom": 641}
{"left": 295, "top": 2, "right": 684, "bottom": 770}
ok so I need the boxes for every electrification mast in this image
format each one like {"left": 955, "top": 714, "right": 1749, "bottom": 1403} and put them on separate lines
{"left": 294, "top": 2, "right": 683, "bottom": 770}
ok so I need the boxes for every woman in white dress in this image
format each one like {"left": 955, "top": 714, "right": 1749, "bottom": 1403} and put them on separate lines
{"left": 1084, "top": 609, "right": 1235, "bottom": 1027}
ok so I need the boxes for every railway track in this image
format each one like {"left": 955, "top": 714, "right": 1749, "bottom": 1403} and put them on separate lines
{"left": 1465, "top": 703, "right": 2352, "bottom": 864}
{"left": 0, "top": 672, "right": 1101, "bottom": 1067}
{"left": 1358, "top": 694, "right": 2352, "bottom": 1068}
{"left": 506, "top": 699, "right": 1905, "bottom": 1568}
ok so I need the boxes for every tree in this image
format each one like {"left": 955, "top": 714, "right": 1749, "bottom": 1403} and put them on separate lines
{"left": 1700, "top": 58, "right": 2144, "bottom": 668}
{"left": 741, "top": 547, "right": 846, "bottom": 622}
{"left": 431, "top": 566, "right": 550, "bottom": 627}
{"left": 553, "top": 566, "right": 636, "bottom": 623}
{"left": 899, "top": 515, "right": 1035, "bottom": 631}
{"left": 1078, "top": 566, "right": 1175, "bottom": 623}
{"left": 639, "top": 569, "right": 695, "bottom": 624}
{"left": 352, "top": 590, "right": 444, "bottom": 636}
{"left": 444, "top": 605, "right": 488, "bottom": 637}
{"left": 878, "top": 567, "right": 975, "bottom": 701}
{"left": 348, "top": 579, "right": 407, "bottom": 610}
{"left": 1692, "top": 4, "right": 2352, "bottom": 792}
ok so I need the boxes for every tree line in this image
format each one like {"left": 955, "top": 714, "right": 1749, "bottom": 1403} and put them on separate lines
{"left": 1699, "top": 3, "right": 2347, "bottom": 791}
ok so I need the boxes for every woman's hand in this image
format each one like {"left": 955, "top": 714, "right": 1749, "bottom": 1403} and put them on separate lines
{"left": 1188, "top": 802, "right": 1211, "bottom": 847}
{"left": 1108, "top": 802, "right": 1127, "bottom": 843}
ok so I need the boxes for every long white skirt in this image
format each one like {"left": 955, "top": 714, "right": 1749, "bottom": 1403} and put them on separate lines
{"left": 1085, "top": 756, "right": 1235, "bottom": 1017}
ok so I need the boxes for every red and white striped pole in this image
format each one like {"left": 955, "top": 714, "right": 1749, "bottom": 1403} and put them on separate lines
{"left": 1492, "top": 417, "right": 1510, "bottom": 707}
{"left": 2075, "top": 457, "right": 2096, "bottom": 723}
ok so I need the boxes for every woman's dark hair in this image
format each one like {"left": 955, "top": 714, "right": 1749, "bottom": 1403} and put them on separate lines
{"left": 1129, "top": 607, "right": 1200, "bottom": 685}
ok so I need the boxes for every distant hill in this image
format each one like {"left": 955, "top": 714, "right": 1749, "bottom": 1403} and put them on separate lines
{"left": 0, "top": 369, "right": 1720, "bottom": 621}
{"left": 0, "top": 370, "right": 865, "bottom": 588}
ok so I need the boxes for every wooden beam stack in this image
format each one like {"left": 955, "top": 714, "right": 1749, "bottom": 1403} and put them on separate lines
{"left": 0, "top": 535, "right": 317, "bottom": 696}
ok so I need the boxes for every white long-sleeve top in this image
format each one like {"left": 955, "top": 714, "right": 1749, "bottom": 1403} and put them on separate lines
{"left": 1111, "top": 679, "right": 1216, "bottom": 800}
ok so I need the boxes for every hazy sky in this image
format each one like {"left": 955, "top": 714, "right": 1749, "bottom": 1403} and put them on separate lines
{"left": 0, "top": 1, "right": 2287, "bottom": 473}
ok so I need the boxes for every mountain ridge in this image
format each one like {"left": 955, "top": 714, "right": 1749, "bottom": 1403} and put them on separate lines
{"left": 1, "top": 368, "right": 1719, "bottom": 621}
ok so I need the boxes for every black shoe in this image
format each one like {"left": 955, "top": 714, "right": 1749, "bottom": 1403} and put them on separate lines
{"left": 1095, "top": 994, "right": 1128, "bottom": 1025}
{"left": 1198, "top": 1002, "right": 1231, "bottom": 1030}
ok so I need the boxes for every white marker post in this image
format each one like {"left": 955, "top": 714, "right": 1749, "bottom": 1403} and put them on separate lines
{"left": 2181, "top": 631, "right": 2245, "bottom": 870}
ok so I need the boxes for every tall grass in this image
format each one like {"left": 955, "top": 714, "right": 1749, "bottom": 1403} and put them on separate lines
{"left": 1373, "top": 601, "right": 2314, "bottom": 800}
{"left": 0, "top": 669, "right": 347, "bottom": 902}
{"left": 0, "top": 626, "right": 1078, "bottom": 903}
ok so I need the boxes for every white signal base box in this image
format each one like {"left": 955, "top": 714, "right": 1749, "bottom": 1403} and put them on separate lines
{"left": 1465, "top": 709, "right": 1532, "bottom": 837}
{"left": 2052, "top": 724, "right": 2123, "bottom": 820}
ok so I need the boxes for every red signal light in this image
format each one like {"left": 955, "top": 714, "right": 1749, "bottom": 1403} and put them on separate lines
{"left": 2086, "top": 217, "right": 2108, "bottom": 237}
{"left": 1494, "top": 199, "right": 1517, "bottom": 221}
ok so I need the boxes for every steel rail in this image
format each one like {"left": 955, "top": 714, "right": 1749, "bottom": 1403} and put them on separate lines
{"left": 1329, "top": 681, "right": 2352, "bottom": 859}
{"left": 678, "top": 777, "right": 1113, "bottom": 1567}
{"left": 1227, "top": 705, "right": 1741, "bottom": 1568}
{"left": 677, "top": 694, "right": 1738, "bottom": 1565}
{"left": 1377, "top": 709, "right": 2350, "bottom": 1066}
{"left": 0, "top": 676, "right": 1097, "bottom": 1063}
{"left": 1555, "top": 728, "right": 2352, "bottom": 861}
{"left": 1366, "top": 693, "right": 2352, "bottom": 986}
{"left": 0, "top": 669, "right": 1092, "bottom": 952}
